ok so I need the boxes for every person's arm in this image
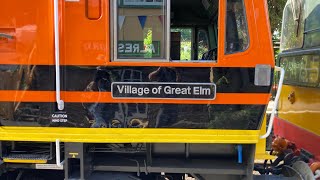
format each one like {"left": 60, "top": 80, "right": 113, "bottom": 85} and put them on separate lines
{"left": 148, "top": 67, "right": 162, "bottom": 81}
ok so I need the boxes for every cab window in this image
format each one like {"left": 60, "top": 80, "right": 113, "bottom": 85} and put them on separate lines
{"left": 115, "top": 0, "right": 169, "bottom": 61}
{"left": 113, "top": 0, "right": 249, "bottom": 61}
{"left": 171, "top": 28, "right": 193, "bottom": 60}
{"left": 225, "top": 0, "right": 249, "bottom": 54}
{"left": 198, "top": 29, "right": 210, "bottom": 60}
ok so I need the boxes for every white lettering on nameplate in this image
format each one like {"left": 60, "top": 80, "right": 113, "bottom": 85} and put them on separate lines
{"left": 112, "top": 82, "right": 216, "bottom": 100}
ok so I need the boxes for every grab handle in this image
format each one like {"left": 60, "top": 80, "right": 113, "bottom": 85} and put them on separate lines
{"left": 54, "top": 0, "right": 64, "bottom": 110}
{"left": 260, "top": 66, "right": 285, "bottom": 139}
{"left": 56, "top": 139, "right": 65, "bottom": 167}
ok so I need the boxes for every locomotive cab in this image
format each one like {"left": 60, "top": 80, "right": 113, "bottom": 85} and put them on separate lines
{"left": 0, "top": 0, "right": 276, "bottom": 179}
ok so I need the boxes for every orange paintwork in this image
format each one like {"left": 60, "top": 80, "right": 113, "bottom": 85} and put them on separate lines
{"left": 0, "top": 0, "right": 274, "bottom": 67}
{"left": 0, "top": 0, "right": 109, "bottom": 66}
{"left": 0, "top": 1, "right": 54, "bottom": 65}
{"left": 0, "top": 0, "right": 275, "bottom": 147}
{"left": 0, "top": 91, "right": 270, "bottom": 105}
{"left": 86, "top": 0, "right": 102, "bottom": 20}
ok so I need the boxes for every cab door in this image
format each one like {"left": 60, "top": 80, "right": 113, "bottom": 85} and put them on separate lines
{"left": 61, "top": 0, "right": 109, "bottom": 66}
{"left": 55, "top": 0, "right": 110, "bottom": 127}
{"left": 0, "top": 1, "right": 55, "bottom": 126}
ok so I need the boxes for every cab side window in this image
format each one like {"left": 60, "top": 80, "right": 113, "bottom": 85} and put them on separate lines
{"left": 113, "top": 0, "right": 219, "bottom": 62}
{"left": 114, "top": 0, "right": 169, "bottom": 61}
{"left": 198, "top": 30, "right": 210, "bottom": 60}
{"left": 225, "top": 0, "right": 249, "bottom": 54}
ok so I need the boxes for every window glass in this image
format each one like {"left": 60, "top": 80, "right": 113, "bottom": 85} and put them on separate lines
{"left": 225, "top": 0, "right": 249, "bottom": 54}
{"left": 304, "top": 0, "right": 320, "bottom": 48}
{"left": 121, "top": 0, "right": 164, "bottom": 7}
{"left": 280, "top": 0, "right": 305, "bottom": 51}
{"left": 116, "top": 0, "right": 168, "bottom": 60}
{"left": 280, "top": 55, "right": 320, "bottom": 88}
{"left": 171, "top": 28, "right": 192, "bottom": 60}
{"left": 198, "top": 30, "right": 210, "bottom": 60}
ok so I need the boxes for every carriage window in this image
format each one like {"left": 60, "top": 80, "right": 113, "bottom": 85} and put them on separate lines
{"left": 304, "top": 0, "right": 320, "bottom": 48}
{"left": 225, "top": 0, "right": 249, "bottom": 54}
{"left": 280, "top": 55, "right": 320, "bottom": 88}
{"left": 114, "top": 0, "right": 169, "bottom": 61}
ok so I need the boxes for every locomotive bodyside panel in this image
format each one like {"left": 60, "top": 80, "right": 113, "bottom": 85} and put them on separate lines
{"left": 0, "top": 0, "right": 275, "bottom": 142}
{"left": 0, "top": 66, "right": 270, "bottom": 130}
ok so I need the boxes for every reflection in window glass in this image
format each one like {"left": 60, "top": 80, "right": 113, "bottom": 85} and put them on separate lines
{"left": 225, "top": 0, "right": 249, "bottom": 54}
{"left": 116, "top": 0, "right": 167, "bottom": 60}
{"left": 305, "top": 0, "right": 320, "bottom": 48}
{"left": 280, "top": 0, "right": 305, "bottom": 51}
{"left": 198, "top": 30, "right": 209, "bottom": 60}
{"left": 122, "top": 0, "right": 163, "bottom": 6}
{"left": 280, "top": 55, "right": 320, "bottom": 88}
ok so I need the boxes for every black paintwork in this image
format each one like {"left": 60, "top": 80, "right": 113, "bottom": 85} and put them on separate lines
{"left": 0, "top": 66, "right": 271, "bottom": 129}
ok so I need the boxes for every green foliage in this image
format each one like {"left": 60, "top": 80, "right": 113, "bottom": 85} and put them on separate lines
{"left": 198, "top": 31, "right": 209, "bottom": 59}
{"left": 181, "top": 41, "right": 191, "bottom": 60}
{"left": 172, "top": 28, "right": 193, "bottom": 60}
{"left": 172, "top": 28, "right": 192, "bottom": 41}
{"left": 268, "top": 0, "right": 287, "bottom": 59}
{"left": 144, "top": 29, "right": 153, "bottom": 58}
{"left": 268, "top": 0, "right": 287, "bottom": 34}
{"left": 198, "top": 45, "right": 208, "bottom": 60}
